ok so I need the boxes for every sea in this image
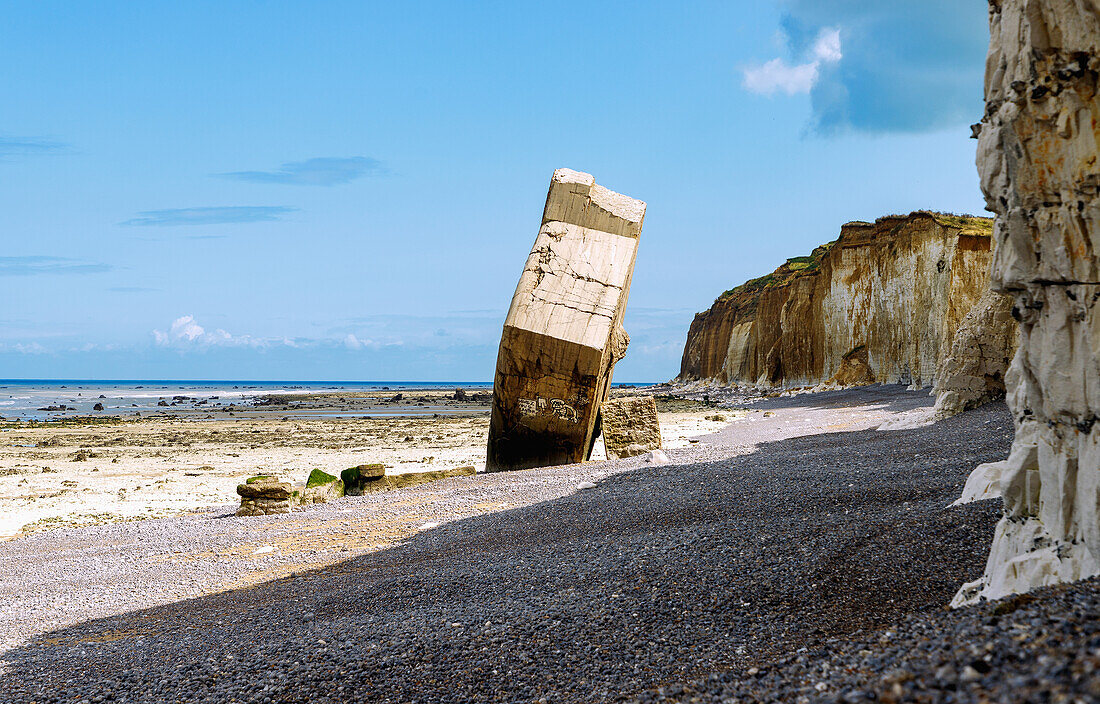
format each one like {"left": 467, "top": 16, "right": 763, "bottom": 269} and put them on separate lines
{"left": 0, "top": 380, "right": 497, "bottom": 422}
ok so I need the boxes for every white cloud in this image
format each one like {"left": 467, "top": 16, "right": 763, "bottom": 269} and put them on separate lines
{"left": 153, "top": 315, "right": 266, "bottom": 349}
{"left": 742, "top": 27, "right": 842, "bottom": 96}
{"left": 3, "top": 342, "right": 49, "bottom": 354}
{"left": 812, "top": 28, "right": 842, "bottom": 63}
{"left": 743, "top": 58, "right": 821, "bottom": 96}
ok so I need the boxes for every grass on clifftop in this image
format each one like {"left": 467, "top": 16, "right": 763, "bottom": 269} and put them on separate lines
{"left": 718, "top": 241, "right": 836, "bottom": 301}
{"left": 929, "top": 212, "right": 994, "bottom": 237}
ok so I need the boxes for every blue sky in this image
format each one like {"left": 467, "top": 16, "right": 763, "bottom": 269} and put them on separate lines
{"left": 1, "top": 1, "right": 989, "bottom": 382}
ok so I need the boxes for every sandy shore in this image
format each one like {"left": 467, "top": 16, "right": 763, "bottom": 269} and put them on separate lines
{"left": 0, "top": 389, "right": 731, "bottom": 539}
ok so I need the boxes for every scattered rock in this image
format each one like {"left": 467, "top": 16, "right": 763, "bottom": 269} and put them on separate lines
{"left": 830, "top": 344, "right": 875, "bottom": 386}
{"left": 350, "top": 466, "right": 476, "bottom": 496}
{"left": 644, "top": 449, "right": 670, "bottom": 465}
{"left": 340, "top": 464, "right": 386, "bottom": 496}
{"left": 236, "top": 477, "right": 294, "bottom": 516}
{"left": 297, "top": 469, "right": 344, "bottom": 505}
{"left": 600, "top": 396, "right": 662, "bottom": 459}
{"left": 93, "top": 403, "right": 104, "bottom": 412}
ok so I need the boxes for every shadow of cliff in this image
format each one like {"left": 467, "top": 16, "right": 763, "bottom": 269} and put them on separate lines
{"left": 1, "top": 402, "right": 1012, "bottom": 703}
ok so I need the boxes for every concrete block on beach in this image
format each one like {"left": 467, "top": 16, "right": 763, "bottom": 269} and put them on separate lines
{"left": 487, "top": 168, "right": 646, "bottom": 472}
{"left": 600, "top": 396, "right": 662, "bottom": 459}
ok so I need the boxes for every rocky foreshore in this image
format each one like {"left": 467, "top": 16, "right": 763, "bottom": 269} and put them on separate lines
{"left": 7, "top": 386, "right": 1093, "bottom": 703}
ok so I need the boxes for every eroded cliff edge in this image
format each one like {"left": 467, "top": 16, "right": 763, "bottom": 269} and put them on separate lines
{"left": 679, "top": 212, "right": 1004, "bottom": 391}
{"left": 953, "top": 0, "right": 1100, "bottom": 604}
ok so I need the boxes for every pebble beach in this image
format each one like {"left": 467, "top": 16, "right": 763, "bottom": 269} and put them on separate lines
{"left": 5, "top": 385, "right": 1092, "bottom": 703}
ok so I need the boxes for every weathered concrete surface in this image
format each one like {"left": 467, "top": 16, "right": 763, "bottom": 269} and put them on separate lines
{"left": 679, "top": 212, "right": 997, "bottom": 390}
{"left": 487, "top": 169, "right": 645, "bottom": 471}
{"left": 933, "top": 290, "right": 1018, "bottom": 420}
{"left": 600, "top": 396, "right": 662, "bottom": 460}
{"left": 954, "top": 0, "right": 1100, "bottom": 605}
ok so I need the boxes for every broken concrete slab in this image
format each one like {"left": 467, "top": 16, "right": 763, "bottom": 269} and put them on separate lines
{"left": 600, "top": 396, "right": 662, "bottom": 460}
{"left": 487, "top": 169, "right": 646, "bottom": 471}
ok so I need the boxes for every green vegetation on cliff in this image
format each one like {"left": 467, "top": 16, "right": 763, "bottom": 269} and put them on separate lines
{"left": 716, "top": 211, "right": 992, "bottom": 303}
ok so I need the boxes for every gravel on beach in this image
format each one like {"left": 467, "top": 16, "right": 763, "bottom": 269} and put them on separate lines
{"left": 3, "top": 386, "right": 1089, "bottom": 703}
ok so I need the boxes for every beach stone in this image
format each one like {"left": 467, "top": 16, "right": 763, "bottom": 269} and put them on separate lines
{"left": 600, "top": 396, "right": 662, "bottom": 460}
{"left": 645, "top": 449, "right": 670, "bottom": 465}
{"left": 236, "top": 476, "right": 294, "bottom": 516}
{"left": 340, "top": 464, "right": 386, "bottom": 496}
{"left": 353, "top": 466, "right": 476, "bottom": 495}
{"left": 297, "top": 469, "right": 344, "bottom": 505}
{"left": 954, "top": 0, "right": 1100, "bottom": 605}
{"left": 487, "top": 168, "right": 646, "bottom": 471}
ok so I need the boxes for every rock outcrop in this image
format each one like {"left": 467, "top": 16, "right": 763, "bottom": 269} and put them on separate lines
{"left": 953, "top": 0, "right": 1100, "bottom": 605}
{"left": 679, "top": 212, "right": 998, "bottom": 390}
{"left": 341, "top": 465, "right": 476, "bottom": 495}
{"left": 933, "top": 290, "right": 1018, "bottom": 419}
{"left": 600, "top": 396, "right": 662, "bottom": 459}
{"left": 487, "top": 169, "right": 645, "bottom": 471}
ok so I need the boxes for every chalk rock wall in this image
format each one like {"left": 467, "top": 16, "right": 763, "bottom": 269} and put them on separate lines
{"left": 679, "top": 212, "right": 997, "bottom": 390}
{"left": 954, "top": 0, "right": 1100, "bottom": 604}
{"left": 933, "top": 290, "right": 1018, "bottom": 420}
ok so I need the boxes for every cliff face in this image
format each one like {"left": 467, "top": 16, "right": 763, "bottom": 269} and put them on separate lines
{"left": 953, "top": 1, "right": 1100, "bottom": 605}
{"left": 679, "top": 212, "right": 997, "bottom": 389}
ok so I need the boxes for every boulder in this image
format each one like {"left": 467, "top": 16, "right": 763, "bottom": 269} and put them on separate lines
{"left": 830, "top": 345, "right": 875, "bottom": 387}
{"left": 297, "top": 469, "right": 344, "bottom": 505}
{"left": 933, "top": 290, "right": 1018, "bottom": 419}
{"left": 236, "top": 476, "right": 294, "bottom": 516}
{"left": 340, "top": 463, "right": 386, "bottom": 496}
{"left": 600, "top": 397, "right": 662, "bottom": 460}
{"left": 487, "top": 168, "right": 646, "bottom": 471}
{"left": 953, "top": 0, "right": 1100, "bottom": 605}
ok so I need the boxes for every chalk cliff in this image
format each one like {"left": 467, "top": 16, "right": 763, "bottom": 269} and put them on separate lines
{"left": 678, "top": 212, "right": 1000, "bottom": 390}
{"left": 953, "top": 0, "right": 1100, "bottom": 604}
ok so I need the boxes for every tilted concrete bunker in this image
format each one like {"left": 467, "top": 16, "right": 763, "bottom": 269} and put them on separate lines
{"left": 486, "top": 169, "right": 645, "bottom": 472}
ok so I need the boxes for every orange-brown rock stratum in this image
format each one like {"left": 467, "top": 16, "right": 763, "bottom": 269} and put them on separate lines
{"left": 679, "top": 211, "right": 1001, "bottom": 390}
